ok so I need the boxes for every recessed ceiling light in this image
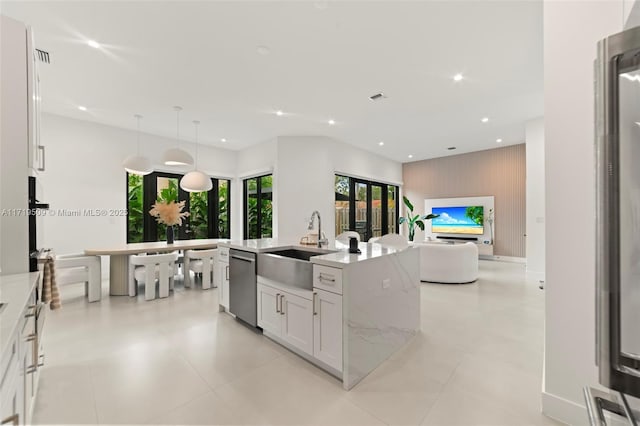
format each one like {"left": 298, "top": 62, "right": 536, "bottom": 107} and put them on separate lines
{"left": 276, "top": 110, "right": 284, "bottom": 116}
{"left": 453, "top": 73, "right": 464, "bottom": 82}
{"left": 481, "top": 117, "right": 489, "bottom": 123}
{"left": 378, "top": 141, "right": 384, "bottom": 146}
{"left": 328, "top": 119, "right": 335, "bottom": 125}
{"left": 256, "top": 45, "right": 270, "bottom": 55}
{"left": 78, "top": 105, "right": 87, "bottom": 111}
{"left": 221, "top": 138, "right": 227, "bottom": 143}
{"left": 87, "top": 40, "right": 100, "bottom": 49}
{"left": 408, "top": 154, "right": 413, "bottom": 159}
{"left": 447, "top": 147, "right": 456, "bottom": 150}
{"left": 369, "top": 93, "right": 387, "bottom": 101}
{"left": 496, "top": 138, "right": 503, "bottom": 143}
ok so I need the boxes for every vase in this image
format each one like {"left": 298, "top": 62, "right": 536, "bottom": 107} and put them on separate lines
{"left": 166, "top": 226, "right": 175, "bottom": 244}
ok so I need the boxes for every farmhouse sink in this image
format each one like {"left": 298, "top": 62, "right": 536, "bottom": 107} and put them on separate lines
{"left": 257, "top": 248, "right": 336, "bottom": 290}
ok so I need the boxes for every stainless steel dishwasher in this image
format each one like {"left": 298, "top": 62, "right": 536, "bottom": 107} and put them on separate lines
{"left": 229, "top": 249, "right": 257, "bottom": 327}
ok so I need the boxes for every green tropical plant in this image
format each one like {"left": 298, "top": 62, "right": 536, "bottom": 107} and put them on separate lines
{"left": 190, "top": 191, "right": 208, "bottom": 239}
{"left": 465, "top": 206, "right": 484, "bottom": 226}
{"left": 398, "top": 196, "right": 439, "bottom": 241}
{"left": 127, "top": 174, "right": 144, "bottom": 243}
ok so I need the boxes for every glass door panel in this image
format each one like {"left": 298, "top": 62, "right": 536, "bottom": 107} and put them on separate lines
{"left": 371, "top": 185, "right": 383, "bottom": 238}
{"left": 355, "top": 181, "right": 368, "bottom": 241}
{"left": 189, "top": 191, "right": 208, "bottom": 239}
{"left": 388, "top": 186, "right": 397, "bottom": 234}
{"left": 335, "top": 175, "right": 350, "bottom": 236}
{"left": 260, "top": 175, "right": 273, "bottom": 238}
{"left": 245, "top": 177, "right": 259, "bottom": 239}
{"left": 218, "top": 180, "right": 230, "bottom": 238}
{"left": 156, "top": 176, "right": 179, "bottom": 241}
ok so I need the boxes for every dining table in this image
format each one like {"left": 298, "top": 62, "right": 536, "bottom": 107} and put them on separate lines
{"left": 85, "top": 239, "right": 230, "bottom": 296}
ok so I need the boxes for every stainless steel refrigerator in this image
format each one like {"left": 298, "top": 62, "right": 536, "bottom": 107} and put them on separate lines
{"left": 589, "top": 24, "right": 640, "bottom": 425}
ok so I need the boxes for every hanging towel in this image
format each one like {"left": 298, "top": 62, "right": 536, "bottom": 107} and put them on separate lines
{"left": 42, "top": 255, "right": 61, "bottom": 310}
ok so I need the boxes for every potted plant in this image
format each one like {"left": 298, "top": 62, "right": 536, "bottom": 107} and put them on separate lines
{"left": 149, "top": 200, "right": 190, "bottom": 244}
{"left": 399, "top": 196, "right": 439, "bottom": 242}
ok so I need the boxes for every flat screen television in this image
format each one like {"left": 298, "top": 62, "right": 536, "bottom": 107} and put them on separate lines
{"left": 431, "top": 206, "right": 484, "bottom": 235}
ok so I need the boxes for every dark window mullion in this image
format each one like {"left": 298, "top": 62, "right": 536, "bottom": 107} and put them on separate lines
{"left": 381, "top": 184, "right": 389, "bottom": 236}
{"left": 366, "top": 183, "right": 372, "bottom": 241}
{"left": 256, "top": 178, "right": 263, "bottom": 239}
{"left": 348, "top": 178, "right": 356, "bottom": 231}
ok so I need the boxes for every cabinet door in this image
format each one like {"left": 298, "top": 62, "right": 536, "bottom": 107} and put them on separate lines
{"left": 313, "top": 289, "right": 343, "bottom": 372}
{"left": 257, "top": 284, "right": 281, "bottom": 336}
{"left": 281, "top": 292, "right": 313, "bottom": 356}
{"left": 219, "top": 261, "right": 230, "bottom": 310}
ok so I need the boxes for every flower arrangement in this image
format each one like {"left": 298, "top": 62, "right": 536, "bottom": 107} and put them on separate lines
{"left": 149, "top": 200, "right": 190, "bottom": 226}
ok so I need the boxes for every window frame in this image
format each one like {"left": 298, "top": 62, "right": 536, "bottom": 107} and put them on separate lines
{"left": 126, "top": 171, "right": 231, "bottom": 243}
{"left": 243, "top": 174, "right": 273, "bottom": 239}
{"left": 336, "top": 174, "right": 399, "bottom": 241}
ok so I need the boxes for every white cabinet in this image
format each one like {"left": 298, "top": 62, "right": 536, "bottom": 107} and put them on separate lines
{"left": 281, "top": 292, "right": 313, "bottom": 355}
{"left": 313, "top": 289, "right": 343, "bottom": 372}
{"left": 217, "top": 248, "right": 230, "bottom": 310}
{"left": 257, "top": 281, "right": 314, "bottom": 356}
{"left": 257, "top": 283, "right": 281, "bottom": 335}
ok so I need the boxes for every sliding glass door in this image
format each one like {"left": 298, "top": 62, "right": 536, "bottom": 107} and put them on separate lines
{"left": 126, "top": 171, "right": 231, "bottom": 243}
{"left": 243, "top": 174, "right": 273, "bottom": 239}
{"left": 335, "top": 175, "right": 399, "bottom": 241}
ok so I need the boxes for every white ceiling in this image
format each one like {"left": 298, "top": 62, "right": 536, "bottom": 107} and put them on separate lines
{"left": 0, "top": 1, "right": 543, "bottom": 163}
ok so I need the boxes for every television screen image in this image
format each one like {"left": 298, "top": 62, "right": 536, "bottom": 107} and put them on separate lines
{"left": 431, "top": 206, "right": 484, "bottom": 235}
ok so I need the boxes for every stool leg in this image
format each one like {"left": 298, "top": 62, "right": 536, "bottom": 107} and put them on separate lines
{"left": 202, "top": 259, "right": 211, "bottom": 290}
{"left": 159, "top": 263, "right": 169, "bottom": 298}
{"left": 145, "top": 266, "right": 155, "bottom": 301}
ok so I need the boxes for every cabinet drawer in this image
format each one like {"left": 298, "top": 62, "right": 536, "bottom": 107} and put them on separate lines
{"left": 313, "top": 265, "right": 343, "bottom": 295}
{"left": 218, "top": 247, "right": 230, "bottom": 260}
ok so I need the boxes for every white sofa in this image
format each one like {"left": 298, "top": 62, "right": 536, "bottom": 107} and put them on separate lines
{"left": 418, "top": 242, "right": 478, "bottom": 284}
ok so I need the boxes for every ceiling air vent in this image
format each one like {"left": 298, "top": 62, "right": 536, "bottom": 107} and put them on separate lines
{"left": 447, "top": 147, "right": 456, "bottom": 150}
{"left": 35, "top": 49, "right": 50, "bottom": 64}
{"left": 368, "top": 92, "right": 386, "bottom": 101}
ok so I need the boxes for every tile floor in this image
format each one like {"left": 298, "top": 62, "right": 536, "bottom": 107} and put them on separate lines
{"left": 33, "top": 261, "right": 561, "bottom": 425}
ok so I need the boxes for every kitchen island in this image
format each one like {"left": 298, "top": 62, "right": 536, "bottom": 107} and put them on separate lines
{"left": 218, "top": 238, "right": 420, "bottom": 390}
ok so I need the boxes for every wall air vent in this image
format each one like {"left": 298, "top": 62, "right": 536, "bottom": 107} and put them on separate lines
{"left": 35, "top": 49, "right": 50, "bottom": 64}
{"left": 368, "top": 93, "right": 386, "bottom": 101}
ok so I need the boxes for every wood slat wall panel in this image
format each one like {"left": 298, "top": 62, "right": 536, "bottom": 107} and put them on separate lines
{"left": 402, "top": 144, "right": 526, "bottom": 257}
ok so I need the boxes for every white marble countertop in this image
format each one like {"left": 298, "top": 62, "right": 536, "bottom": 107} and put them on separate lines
{"left": 218, "top": 238, "right": 409, "bottom": 268}
{"left": 0, "top": 271, "right": 40, "bottom": 361}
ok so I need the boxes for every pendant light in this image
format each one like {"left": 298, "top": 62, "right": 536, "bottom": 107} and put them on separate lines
{"left": 180, "top": 120, "right": 213, "bottom": 192}
{"left": 122, "top": 114, "right": 152, "bottom": 175}
{"left": 162, "top": 106, "right": 194, "bottom": 166}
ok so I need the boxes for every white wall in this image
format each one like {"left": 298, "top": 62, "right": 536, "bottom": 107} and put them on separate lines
{"left": 39, "top": 113, "right": 237, "bottom": 264}
{"left": 543, "top": 2, "right": 625, "bottom": 424}
{"left": 525, "top": 118, "right": 545, "bottom": 282}
{"left": 233, "top": 139, "right": 277, "bottom": 240}
{"left": 276, "top": 136, "right": 402, "bottom": 243}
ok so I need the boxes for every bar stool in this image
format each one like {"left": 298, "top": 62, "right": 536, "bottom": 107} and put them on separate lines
{"left": 184, "top": 249, "right": 217, "bottom": 289}
{"left": 129, "top": 252, "right": 179, "bottom": 300}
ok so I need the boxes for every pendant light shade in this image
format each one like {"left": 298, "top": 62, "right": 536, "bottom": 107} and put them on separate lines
{"left": 122, "top": 114, "right": 153, "bottom": 175}
{"left": 181, "top": 170, "right": 213, "bottom": 192}
{"left": 162, "top": 148, "right": 194, "bottom": 166}
{"left": 123, "top": 155, "right": 152, "bottom": 175}
{"left": 163, "top": 106, "right": 194, "bottom": 166}
{"left": 180, "top": 120, "right": 212, "bottom": 192}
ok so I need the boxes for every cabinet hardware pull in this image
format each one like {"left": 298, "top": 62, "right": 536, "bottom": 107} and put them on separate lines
{"left": 225, "top": 265, "right": 229, "bottom": 281}
{"left": 26, "top": 365, "right": 37, "bottom": 374}
{"left": 25, "top": 304, "right": 37, "bottom": 318}
{"left": 38, "top": 353, "right": 45, "bottom": 367}
{"left": 319, "top": 274, "right": 336, "bottom": 283}
{"left": 37, "top": 145, "right": 45, "bottom": 171}
{"left": 280, "top": 295, "right": 285, "bottom": 315}
{"left": 1, "top": 414, "right": 19, "bottom": 425}
{"left": 276, "top": 293, "right": 280, "bottom": 313}
{"left": 25, "top": 333, "right": 36, "bottom": 342}
{"left": 313, "top": 292, "right": 318, "bottom": 315}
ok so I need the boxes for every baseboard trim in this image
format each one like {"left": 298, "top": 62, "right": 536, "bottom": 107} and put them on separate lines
{"left": 541, "top": 391, "right": 586, "bottom": 425}
{"left": 480, "top": 255, "right": 526, "bottom": 263}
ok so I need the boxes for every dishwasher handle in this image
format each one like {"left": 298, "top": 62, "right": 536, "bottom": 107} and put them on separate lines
{"left": 231, "top": 254, "right": 255, "bottom": 263}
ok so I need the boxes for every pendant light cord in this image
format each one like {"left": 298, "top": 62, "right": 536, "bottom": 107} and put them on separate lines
{"left": 193, "top": 120, "right": 200, "bottom": 170}
{"left": 174, "top": 106, "right": 183, "bottom": 149}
